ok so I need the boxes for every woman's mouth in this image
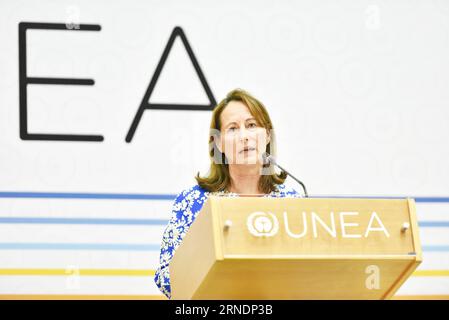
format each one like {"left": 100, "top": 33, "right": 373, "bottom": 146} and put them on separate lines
{"left": 240, "top": 147, "right": 256, "bottom": 154}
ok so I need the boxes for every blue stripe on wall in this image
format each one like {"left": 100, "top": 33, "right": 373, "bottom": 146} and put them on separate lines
{"left": 0, "top": 243, "right": 161, "bottom": 251}
{"left": 415, "top": 198, "right": 449, "bottom": 203}
{"left": 419, "top": 221, "right": 449, "bottom": 227}
{"left": 0, "top": 217, "right": 448, "bottom": 227}
{"left": 0, "top": 191, "right": 449, "bottom": 202}
{"left": 0, "top": 243, "right": 447, "bottom": 252}
{"left": 422, "top": 246, "right": 449, "bottom": 252}
{"left": 0, "top": 192, "right": 176, "bottom": 200}
{"left": 311, "top": 196, "right": 449, "bottom": 203}
{"left": 0, "top": 217, "right": 168, "bottom": 225}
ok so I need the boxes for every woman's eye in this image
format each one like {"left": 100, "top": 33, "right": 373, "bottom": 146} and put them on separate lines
{"left": 248, "top": 123, "right": 257, "bottom": 128}
{"left": 228, "top": 127, "right": 237, "bottom": 132}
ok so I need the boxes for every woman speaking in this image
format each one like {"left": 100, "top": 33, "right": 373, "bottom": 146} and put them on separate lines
{"left": 154, "top": 88, "right": 302, "bottom": 298}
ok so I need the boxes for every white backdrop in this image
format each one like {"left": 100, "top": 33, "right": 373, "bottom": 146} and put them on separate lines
{"left": 0, "top": 0, "right": 448, "bottom": 297}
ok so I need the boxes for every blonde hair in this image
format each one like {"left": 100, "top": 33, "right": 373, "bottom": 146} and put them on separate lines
{"left": 195, "top": 88, "right": 286, "bottom": 193}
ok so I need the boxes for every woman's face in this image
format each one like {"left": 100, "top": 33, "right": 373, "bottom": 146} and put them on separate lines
{"left": 216, "top": 101, "right": 270, "bottom": 165}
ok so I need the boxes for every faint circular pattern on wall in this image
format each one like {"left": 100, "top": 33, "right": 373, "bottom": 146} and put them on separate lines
{"left": 312, "top": 15, "right": 351, "bottom": 55}
{"left": 169, "top": 127, "right": 191, "bottom": 168}
{"left": 87, "top": 52, "right": 126, "bottom": 94}
{"left": 387, "top": 59, "right": 419, "bottom": 97}
{"left": 273, "top": 102, "right": 309, "bottom": 143}
{"left": 338, "top": 147, "right": 381, "bottom": 192}
{"left": 412, "top": 105, "right": 449, "bottom": 144}
{"left": 362, "top": 104, "right": 402, "bottom": 143}
{"left": 281, "top": 56, "right": 328, "bottom": 98}
{"left": 2, "top": 0, "right": 41, "bottom": 32}
{"left": 298, "top": 102, "right": 358, "bottom": 148}
{"left": 433, "top": 0, "right": 449, "bottom": 14}
{"left": 161, "top": 6, "right": 208, "bottom": 41}
{"left": 300, "top": 146, "right": 338, "bottom": 191}
{"left": 27, "top": 47, "right": 76, "bottom": 78}
{"left": 0, "top": 144, "right": 24, "bottom": 185}
{"left": 26, "top": 94, "right": 53, "bottom": 132}
{"left": 431, "top": 150, "right": 449, "bottom": 190}
{"left": 360, "top": 26, "right": 396, "bottom": 55}
{"left": 372, "top": 0, "right": 425, "bottom": 14}
{"left": 390, "top": 150, "right": 430, "bottom": 193}
{"left": 110, "top": 5, "right": 156, "bottom": 49}
{"left": 33, "top": 147, "right": 78, "bottom": 186}
{"left": 292, "top": 101, "right": 319, "bottom": 142}
{"left": 62, "top": 96, "right": 103, "bottom": 133}
{"left": 0, "top": 93, "right": 16, "bottom": 136}
{"left": 28, "top": 94, "right": 97, "bottom": 134}
{"left": 0, "top": 46, "right": 16, "bottom": 90}
{"left": 266, "top": 13, "right": 305, "bottom": 54}
{"left": 410, "top": 0, "right": 429, "bottom": 11}
{"left": 69, "top": 147, "right": 116, "bottom": 190}
{"left": 214, "top": 12, "right": 256, "bottom": 58}
{"left": 407, "top": 15, "right": 449, "bottom": 51}
{"left": 388, "top": 56, "right": 447, "bottom": 101}
{"left": 179, "top": 115, "right": 218, "bottom": 175}
{"left": 337, "top": 59, "right": 375, "bottom": 99}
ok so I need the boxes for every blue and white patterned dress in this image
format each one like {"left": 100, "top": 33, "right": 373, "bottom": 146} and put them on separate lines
{"left": 154, "top": 183, "right": 301, "bottom": 298}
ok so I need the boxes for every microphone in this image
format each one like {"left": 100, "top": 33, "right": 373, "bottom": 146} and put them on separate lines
{"left": 263, "top": 152, "right": 309, "bottom": 198}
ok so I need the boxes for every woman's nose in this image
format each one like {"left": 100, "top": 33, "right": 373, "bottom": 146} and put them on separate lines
{"left": 238, "top": 127, "right": 249, "bottom": 141}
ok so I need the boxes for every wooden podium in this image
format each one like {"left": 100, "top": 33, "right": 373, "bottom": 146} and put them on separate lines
{"left": 170, "top": 196, "right": 422, "bottom": 300}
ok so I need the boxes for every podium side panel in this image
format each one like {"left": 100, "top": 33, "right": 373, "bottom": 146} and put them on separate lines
{"left": 407, "top": 198, "right": 423, "bottom": 262}
{"left": 170, "top": 199, "right": 219, "bottom": 299}
{"left": 382, "top": 199, "right": 422, "bottom": 299}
